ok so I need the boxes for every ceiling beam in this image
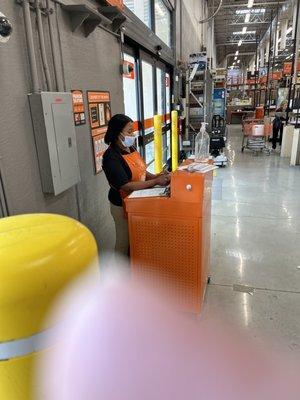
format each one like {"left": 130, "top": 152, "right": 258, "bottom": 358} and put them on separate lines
{"left": 216, "top": 42, "right": 257, "bottom": 46}
{"left": 219, "top": 2, "right": 285, "bottom": 8}
{"left": 228, "top": 21, "right": 270, "bottom": 25}
{"left": 226, "top": 52, "right": 256, "bottom": 58}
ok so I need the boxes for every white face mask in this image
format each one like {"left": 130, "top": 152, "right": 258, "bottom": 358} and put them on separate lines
{"left": 121, "top": 134, "right": 138, "bottom": 148}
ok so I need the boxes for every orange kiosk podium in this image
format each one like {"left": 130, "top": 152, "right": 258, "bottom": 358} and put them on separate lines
{"left": 125, "top": 168, "right": 213, "bottom": 313}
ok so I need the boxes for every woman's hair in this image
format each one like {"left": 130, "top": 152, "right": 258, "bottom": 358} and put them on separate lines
{"left": 104, "top": 114, "right": 133, "bottom": 145}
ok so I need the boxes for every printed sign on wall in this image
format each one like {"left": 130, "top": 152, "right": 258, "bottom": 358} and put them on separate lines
{"left": 72, "top": 90, "right": 86, "bottom": 126}
{"left": 87, "top": 91, "right": 112, "bottom": 174}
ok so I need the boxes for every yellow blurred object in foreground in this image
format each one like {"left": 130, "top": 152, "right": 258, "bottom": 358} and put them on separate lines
{"left": 0, "top": 214, "right": 99, "bottom": 399}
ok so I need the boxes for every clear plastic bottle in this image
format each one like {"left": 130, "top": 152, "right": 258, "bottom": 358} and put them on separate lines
{"left": 195, "top": 122, "right": 210, "bottom": 163}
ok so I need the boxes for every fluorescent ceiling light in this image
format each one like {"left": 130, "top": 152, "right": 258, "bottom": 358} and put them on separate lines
{"left": 235, "top": 50, "right": 239, "bottom": 55}
{"left": 238, "top": 39, "right": 243, "bottom": 46}
{"left": 245, "top": 13, "right": 250, "bottom": 22}
{"left": 233, "top": 30, "right": 256, "bottom": 35}
{"left": 236, "top": 9, "right": 265, "bottom": 14}
{"left": 236, "top": 9, "right": 250, "bottom": 14}
{"left": 247, "top": 0, "right": 254, "bottom": 8}
{"left": 242, "top": 27, "right": 247, "bottom": 34}
{"left": 237, "top": 60, "right": 240, "bottom": 63}
{"left": 234, "top": 56, "right": 237, "bottom": 60}
{"left": 287, "top": 27, "right": 293, "bottom": 34}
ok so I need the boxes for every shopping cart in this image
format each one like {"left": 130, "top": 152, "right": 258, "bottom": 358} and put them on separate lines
{"left": 241, "top": 118, "right": 272, "bottom": 155}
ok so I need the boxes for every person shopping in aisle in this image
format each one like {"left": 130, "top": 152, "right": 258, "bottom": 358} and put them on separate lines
{"left": 103, "top": 114, "right": 170, "bottom": 257}
{"left": 272, "top": 101, "right": 287, "bottom": 150}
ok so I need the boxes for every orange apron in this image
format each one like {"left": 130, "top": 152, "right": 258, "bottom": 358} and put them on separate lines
{"left": 120, "top": 150, "right": 147, "bottom": 216}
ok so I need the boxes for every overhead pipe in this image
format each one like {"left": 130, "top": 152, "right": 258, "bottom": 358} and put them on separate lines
{"left": 199, "top": 0, "right": 222, "bottom": 24}
{"left": 23, "top": 0, "right": 40, "bottom": 93}
{"left": 36, "top": 0, "right": 53, "bottom": 91}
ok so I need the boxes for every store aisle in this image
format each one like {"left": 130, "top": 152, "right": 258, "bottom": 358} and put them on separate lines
{"left": 205, "top": 124, "right": 300, "bottom": 354}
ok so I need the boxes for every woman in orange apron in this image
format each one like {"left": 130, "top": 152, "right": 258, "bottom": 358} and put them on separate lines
{"left": 103, "top": 114, "right": 170, "bottom": 257}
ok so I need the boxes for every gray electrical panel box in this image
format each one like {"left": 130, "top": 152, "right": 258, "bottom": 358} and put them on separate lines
{"left": 29, "top": 92, "right": 80, "bottom": 195}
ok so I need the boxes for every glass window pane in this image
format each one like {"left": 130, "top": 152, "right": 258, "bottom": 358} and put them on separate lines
{"left": 156, "top": 68, "right": 163, "bottom": 116}
{"left": 124, "top": 0, "right": 151, "bottom": 28}
{"left": 142, "top": 60, "right": 154, "bottom": 134}
{"left": 162, "top": 133, "right": 167, "bottom": 164}
{"left": 147, "top": 162, "right": 155, "bottom": 174}
{"left": 123, "top": 53, "right": 139, "bottom": 133}
{"left": 156, "top": 68, "right": 166, "bottom": 125}
{"left": 167, "top": 130, "right": 171, "bottom": 159}
{"left": 166, "top": 72, "right": 171, "bottom": 123}
{"left": 145, "top": 140, "right": 154, "bottom": 165}
{"left": 155, "top": 0, "right": 171, "bottom": 47}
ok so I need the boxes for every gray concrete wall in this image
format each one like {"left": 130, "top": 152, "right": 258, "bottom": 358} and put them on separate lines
{"left": 176, "top": 0, "right": 209, "bottom": 62}
{"left": 0, "top": 0, "right": 123, "bottom": 250}
{"left": 0, "top": 0, "right": 213, "bottom": 250}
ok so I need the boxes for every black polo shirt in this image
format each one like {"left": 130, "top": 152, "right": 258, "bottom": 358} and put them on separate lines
{"left": 102, "top": 145, "right": 135, "bottom": 207}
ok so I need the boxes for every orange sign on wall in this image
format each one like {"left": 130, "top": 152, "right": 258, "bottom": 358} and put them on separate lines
{"left": 71, "top": 90, "right": 86, "bottom": 126}
{"left": 87, "top": 91, "right": 112, "bottom": 174}
{"left": 105, "top": 0, "right": 124, "bottom": 10}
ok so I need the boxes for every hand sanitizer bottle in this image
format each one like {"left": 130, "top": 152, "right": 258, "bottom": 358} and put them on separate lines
{"left": 195, "top": 122, "right": 210, "bottom": 163}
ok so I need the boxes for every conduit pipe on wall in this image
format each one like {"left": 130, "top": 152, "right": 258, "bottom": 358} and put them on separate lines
{"left": 199, "top": 0, "right": 222, "bottom": 24}
{"left": 46, "top": 0, "right": 63, "bottom": 91}
{"left": 23, "top": 0, "right": 40, "bottom": 93}
{"left": 36, "top": 0, "right": 53, "bottom": 91}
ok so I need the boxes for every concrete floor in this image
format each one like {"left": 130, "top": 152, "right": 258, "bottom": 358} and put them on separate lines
{"left": 205, "top": 124, "right": 300, "bottom": 355}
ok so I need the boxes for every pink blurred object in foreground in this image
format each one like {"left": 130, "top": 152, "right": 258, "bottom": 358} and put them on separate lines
{"left": 38, "top": 278, "right": 299, "bottom": 400}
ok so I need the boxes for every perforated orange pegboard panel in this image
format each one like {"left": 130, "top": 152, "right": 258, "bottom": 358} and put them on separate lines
{"left": 129, "top": 215, "right": 203, "bottom": 313}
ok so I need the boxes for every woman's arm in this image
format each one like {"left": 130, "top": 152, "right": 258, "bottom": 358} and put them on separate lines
{"left": 121, "top": 174, "right": 170, "bottom": 193}
{"left": 146, "top": 170, "right": 168, "bottom": 181}
{"left": 146, "top": 171, "right": 156, "bottom": 180}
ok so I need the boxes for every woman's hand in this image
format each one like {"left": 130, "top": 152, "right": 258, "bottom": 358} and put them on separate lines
{"left": 155, "top": 174, "right": 171, "bottom": 187}
{"left": 157, "top": 169, "right": 169, "bottom": 177}
{"left": 121, "top": 173, "right": 171, "bottom": 192}
{"left": 146, "top": 169, "right": 169, "bottom": 181}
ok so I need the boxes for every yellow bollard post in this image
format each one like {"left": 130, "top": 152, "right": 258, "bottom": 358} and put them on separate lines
{"left": 171, "top": 110, "right": 179, "bottom": 171}
{"left": 0, "top": 214, "right": 99, "bottom": 399}
{"left": 154, "top": 115, "right": 163, "bottom": 174}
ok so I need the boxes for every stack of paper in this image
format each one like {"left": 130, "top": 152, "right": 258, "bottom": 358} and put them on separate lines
{"left": 178, "top": 163, "right": 218, "bottom": 173}
{"left": 128, "top": 187, "right": 167, "bottom": 199}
